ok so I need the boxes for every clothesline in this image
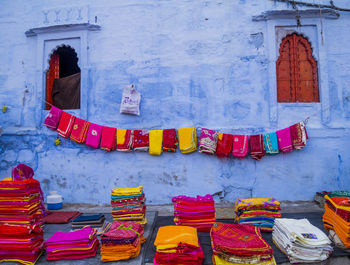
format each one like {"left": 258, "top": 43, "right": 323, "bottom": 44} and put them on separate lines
{"left": 43, "top": 104, "right": 309, "bottom": 160}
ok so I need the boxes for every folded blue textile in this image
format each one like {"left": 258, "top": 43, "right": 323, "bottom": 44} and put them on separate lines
{"left": 71, "top": 214, "right": 105, "bottom": 222}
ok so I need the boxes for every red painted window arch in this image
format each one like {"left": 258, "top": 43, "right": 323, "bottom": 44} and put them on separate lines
{"left": 276, "top": 33, "right": 319, "bottom": 102}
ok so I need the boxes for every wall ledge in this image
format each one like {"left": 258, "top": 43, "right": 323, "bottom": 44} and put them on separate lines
{"left": 25, "top": 23, "right": 101, "bottom": 37}
{"left": 252, "top": 9, "right": 339, "bottom": 21}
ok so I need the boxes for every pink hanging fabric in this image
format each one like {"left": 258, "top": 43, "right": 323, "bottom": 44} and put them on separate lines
{"left": 44, "top": 106, "right": 62, "bottom": 130}
{"left": 232, "top": 135, "right": 249, "bottom": 158}
{"left": 276, "top": 127, "right": 293, "bottom": 153}
{"left": 85, "top": 123, "right": 103, "bottom": 149}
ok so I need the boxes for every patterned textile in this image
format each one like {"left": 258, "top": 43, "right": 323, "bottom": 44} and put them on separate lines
{"left": 263, "top": 133, "right": 279, "bottom": 154}
{"left": 178, "top": 127, "right": 197, "bottom": 154}
{"left": 44, "top": 106, "right": 62, "bottom": 130}
{"left": 70, "top": 118, "right": 90, "bottom": 144}
{"left": 276, "top": 127, "right": 293, "bottom": 153}
{"left": 116, "top": 129, "right": 134, "bottom": 152}
{"left": 11, "top": 164, "right": 34, "bottom": 181}
{"left": 133, "top": 130, "right": 149, "bottom": 151}
{"left": 232, "top": 135, "right": 249, "bottom": 158}
{"left": 57, "top": 111, "right": 75, "bottom": 138}
{"left": 172, "top": 194, "right": 216, "bottom": 232}
{"left": 100, "top": 126, "right": 116, "bottom": 151}
{"left": 111, "top": 187, "right": 146, "bottom": 225}
{"left": 216, "top": 133, "right": 233, "bottom": 158}
{"left": 85, "top": 123, "right": 103, "bottom": 149}
{"left": 149, "top": 130, "right": 163, "bottom": 155}
{"left": 163, "top": 129, "right": 178, "bottom": 152}
{"left": 211, "top": 223, "right": 274, "bottom": 260}
{"left": 250, "top": 134, "right": 265, "bottom": 161}
{"left": 290, "top": 121, "right": 308, "bottom": 150}
{"left": 235, "top": 197, "right": 281, "bottom": 232}
{"left": 199, "top": 128, "right": 218, "bottom": 155}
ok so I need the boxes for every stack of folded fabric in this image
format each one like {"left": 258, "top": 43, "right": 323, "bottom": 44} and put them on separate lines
{"left": 211, "top": 222, "right": 276, "bottom": 265}
{"left": 154, "top": 225, "right": 204, "bottom": 265}
{"left": 172, "top": 194, "right": 216, "bottom": 232}
{"left": 273, "top": 218, "right": 332, "bottom": 263}
{"left": 46, "top": 226, "right": 99, "bottom": 261}
{"left": 100, "top": 221, "right": 146, "bottom": 262}
{"left": 234, "top": 197, "right": 281, "bottom": 232}
{"left": 323, "top": 191, "right": 350, "bottom": 248}
{"left": 0, "top": 179, "right": 45, "bottom": 265}
{"left": 178, "top": 127, "right": 197, "bottom": 154}
{"left": 111, "top": 186, "right": 146, "bottom": 225}
{"left": 199, "top": 128, "right": 218, "bottom": 155}
{"left": 71, "top": 214, "right": 111, "bottom": 235}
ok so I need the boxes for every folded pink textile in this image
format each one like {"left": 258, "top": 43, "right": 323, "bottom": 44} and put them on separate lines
{"left": 44, "top": 106, "right": 62, "bottom": 130}
{"left": 100, "top": 126, "right": 116, "bottom": 151}
{"left": 85, "top": 123, "right": 103, "bottom": 149}
{"left": 276, "top": 127, "right": 293, "bottom": 153}
{"left": 198, "top": 128, "right": 218, "bottom": 155}
{"left": 45, "top": 227, "right": 95, "bottom": 245}
{"left": 232, "top": 135, "right": 249, "bottom": 158}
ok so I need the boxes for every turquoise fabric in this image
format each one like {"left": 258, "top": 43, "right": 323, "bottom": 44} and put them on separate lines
{"left": 263, "top": 132, "right": 279, "bottom": 154}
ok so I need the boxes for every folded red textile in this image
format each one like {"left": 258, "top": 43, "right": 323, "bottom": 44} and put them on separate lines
{"left": 57, "top": 111, "right": 76, "bottom": 138}
{"left": 216, "top": 133, "right": 233, "bottom": 157}
{"left": 163, "top": 129, "right": 178, "bottom": 152}
{"left": 290, "top": 121, "right": 308, "bottom": 150}
{"left": 44, "top": 211, "right": 81, "bottom": 224}
{"left": 133, "top": 130, "right": 149, "bottom": 151}
{"left": 100, "top": 126, "right": 116, "bottom": 151}
{"left": 250, "top": 134, "right": 265, "bottom": 161}
{"left": 70, "top": 118, "right": 90, "bottom": 144}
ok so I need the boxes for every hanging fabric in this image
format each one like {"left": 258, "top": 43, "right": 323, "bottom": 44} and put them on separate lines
{"left": 57, "top": 112, "right": 75, "bottom": 138}
{"left": 198, "top": 128, "right": 218, "bottom": 155}
{"left": 44, "top": 106, "right": 62, "bottom": 130}
{"left": 178, "top": 127, "right": 197, "bottom": 154}
{"left": 263, "top": 132, "right": 279, "bottom": 154}
{"left": 70, "top": 118, "right": 90, "bottom": 144}
{"left": 232, "top": 135, "right": 249, "bottom": 158}
{"left": 162, "top": 129, "right": 178, "bottom": 152}
{"left": 216, "top": 133, "right": 233, "bottom": 158}
{"left": 250, "top": 135, "right": 265, "bottom": 161}
{"left": 85, "top": 123, "right": 103, "bottom": 149}
{"left": 276, "top": 127, "right": 293, "bottom": 153}
{"left": 100, "top": 126, "right": 116, "bottom": 151}
{"left": 149, "top": 130, "right": 163, "bottom": 155}
{"left": 290, "top": 121, "right": 308, "bottom": 150}
{"left": 133, "top": 130, "right": 149, "bottom": 152}
{"left": 116, "top": 129, "right": 134, "bottom": 152}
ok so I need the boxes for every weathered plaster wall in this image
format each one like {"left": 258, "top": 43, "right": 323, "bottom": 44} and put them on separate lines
{"left": 0, "top": 0, "right": 349, "bottom": 204}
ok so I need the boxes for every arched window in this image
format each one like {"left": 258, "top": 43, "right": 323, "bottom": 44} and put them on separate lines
{"left": 276, "top": 33, "right": 319, "bottom": 103}
{"left": 45, "top": 45, "right": 81, "bottom": 109}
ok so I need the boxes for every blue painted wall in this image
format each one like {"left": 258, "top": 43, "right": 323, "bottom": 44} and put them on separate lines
{"left": 0, "top": 0, "right": 349, "bottom": 204}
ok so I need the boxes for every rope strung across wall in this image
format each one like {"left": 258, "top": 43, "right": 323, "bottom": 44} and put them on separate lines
{"left": 270, "top": 0, "right": 350, "bottom": 12}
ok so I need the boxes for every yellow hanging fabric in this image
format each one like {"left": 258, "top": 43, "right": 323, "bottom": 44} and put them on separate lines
{"left": 149, "top": 130, "right": 163, "bottom": 155}
{"left": 116, "top": 129, "right": 127, "bottom": 145}
{"left": 178, "top": 127, "right": 197, "bottom": 153}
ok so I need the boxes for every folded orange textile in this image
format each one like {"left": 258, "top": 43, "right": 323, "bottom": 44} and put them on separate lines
{"left": 70, "top": 118, "right": 90, "bottom": 144}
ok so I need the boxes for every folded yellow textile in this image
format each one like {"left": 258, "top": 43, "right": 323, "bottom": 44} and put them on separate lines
{"left": 116, "top": 129, "right": 127, "bottom": 145}
{"left": 154, "top": 225, "right": 198, "bottom": 251}
{"left": 149, "top": 130, "right": 163, "bottom": 155}
{"left": 178, "top": 127, "right": 197, "bottom": 154}
{"left": 111, "top": 186, "right": 143, "bottom": 196}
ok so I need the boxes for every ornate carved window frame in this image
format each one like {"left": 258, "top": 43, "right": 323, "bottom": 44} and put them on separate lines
{"left": 255, "top": 9, "right": 339, "bottom": 126}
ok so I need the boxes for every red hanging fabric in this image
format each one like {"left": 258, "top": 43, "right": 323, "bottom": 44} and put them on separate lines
{"left": 46, "top": 54, "right": 59, "bottom": 109}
